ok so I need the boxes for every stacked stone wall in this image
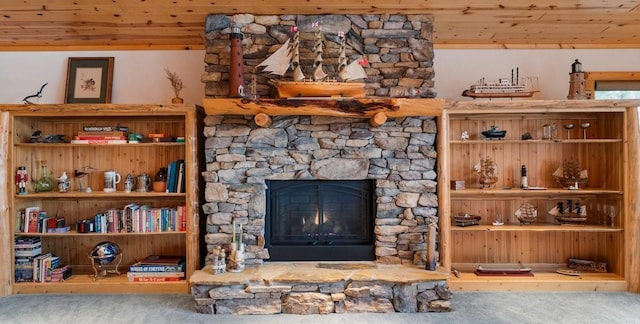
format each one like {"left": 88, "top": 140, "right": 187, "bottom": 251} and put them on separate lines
{"left": 203, "top": 14, "right": 435, "bottom": 98}
{"left": 202, "top": 115, "right": 439, "bottom": 266}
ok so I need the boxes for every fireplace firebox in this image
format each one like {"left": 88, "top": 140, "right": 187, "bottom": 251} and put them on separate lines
{"left": 266, "top": 180, "right": 375, "bottom": 261}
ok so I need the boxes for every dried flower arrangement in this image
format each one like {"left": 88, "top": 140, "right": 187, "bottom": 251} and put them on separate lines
{"left": 165, "top": 69, "right": 185, "bottom": 98}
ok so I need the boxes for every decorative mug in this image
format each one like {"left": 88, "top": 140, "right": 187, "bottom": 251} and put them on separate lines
{"left": 103, "top": 170, "right": 121, "bottom": 192}
{"left": 57, "top": 180, "right": 70, "bottom": 193}
{"left": 124, "top": 173, "right": 136, "bottom": 193}
{"left": 136, "top": 173, "right": 151, "bottom": 192}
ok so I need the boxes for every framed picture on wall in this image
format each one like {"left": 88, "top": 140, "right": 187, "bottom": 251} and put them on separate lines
{"left": 64, "top": 57, "right": 114, "bottom": 104}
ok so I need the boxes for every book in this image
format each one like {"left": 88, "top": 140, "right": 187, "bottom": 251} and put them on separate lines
{"left": 127, "top": 276, "right": 181, "bottom": 282}
{"left": 47, "top": 226, "right": 71, "bottom": 233}
{"left": 129, "top": 261, "right": 185, "bottom": 272}
{"left": 24, "top": 207, "right": 40, "bottom": 233}
{"left": 136, "top": 255, "right": 185, "bottom": 266}
{"left": 82, "top": 126, "right": 129, "bottom": 132}
{"left": 176, "top": 160, "right": 185, "bottom": 193}
{"left": 126, "top": 271, "right": 184, "bottom": 278}
{"left": 15, "top": 246, "right": 42, "bottom": 257}
{"left": 70, "top": 139, "right": 128, "bottom": 144}
{"left": 75, "top": 135, "right": 127, "bottom": 140}
{"left": 166, "top": 160, "right": 177, "bottom": 193}
{"left": 77, "top": 130, "right": 126, "bottom": 137}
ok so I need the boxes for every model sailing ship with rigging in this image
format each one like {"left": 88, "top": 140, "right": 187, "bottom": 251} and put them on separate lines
{"left": 257, "top": 23, "right": 368, "bottom": 98}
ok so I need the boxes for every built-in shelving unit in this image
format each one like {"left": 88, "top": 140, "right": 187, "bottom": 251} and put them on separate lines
{"left": 0, "top": 104, "right": 203, "bottom": 295}
{"left": 439, "top": 99, "right": 640, "bottom": 292}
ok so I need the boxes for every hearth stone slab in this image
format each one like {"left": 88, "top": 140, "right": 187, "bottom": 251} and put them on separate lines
{"left": 190, "top": 262, "right": 451, "bottom": 315}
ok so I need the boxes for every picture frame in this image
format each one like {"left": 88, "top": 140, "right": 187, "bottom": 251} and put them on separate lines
{"left": 64, "top": 57, "right": 114, "bottom": 104}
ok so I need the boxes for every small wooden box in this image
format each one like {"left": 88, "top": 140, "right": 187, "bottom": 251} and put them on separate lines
{"left": 450, "top": 180, "right": 465, "bottom": 190}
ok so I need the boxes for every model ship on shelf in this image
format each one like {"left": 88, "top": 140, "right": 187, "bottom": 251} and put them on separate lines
{"left": 462, "top": 68, "right": 539, "bottom": 99}
{"left": 257, "top": 24, "right": 368, "bottom": 98}
{"left": 481, "top": 125, "right": 507, "bottom": 140}
{"left": 473, "top": 157, "right": 499, "bottom": 188}
{"left": 515, "top": 202, "right": 538, "bottom": 224}
{"left": 553, "top": 159, "right": 588, "bottom": 188}
{"left": 453, "top": 213, "right": 482, "bottom": 227}
{"left": 549, "top": 200, "right": 587, "bottom": 224}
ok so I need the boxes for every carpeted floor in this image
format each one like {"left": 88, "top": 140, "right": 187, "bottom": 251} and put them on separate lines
{"left": 0, "top": 291, "right": 638, "bottom": 324}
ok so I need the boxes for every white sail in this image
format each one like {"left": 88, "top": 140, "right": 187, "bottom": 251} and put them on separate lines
{"left": 338, "top": 35, "right": 347, "bottom": 73}
{"left": 312, "top": 27, "right": 327, "bottom": 81}
{"left": 339, "top": 59, "right": 367, "bottom": 81}
{"left": 291, "top": 30, "right": 305, "bottom": 81}
{"left": 256, "top": 38, "right": 291, "bottom": 76}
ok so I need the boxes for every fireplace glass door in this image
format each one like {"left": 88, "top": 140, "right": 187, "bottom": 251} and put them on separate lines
{"left": 266, "top": 180, "right": 375, "bottom": 261}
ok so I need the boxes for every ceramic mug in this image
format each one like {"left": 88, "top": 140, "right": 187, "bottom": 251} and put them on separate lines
{"left": 57, "top": 180, "right": 70, "bottom": 193}
{"left": 103, "top": 170, "right": 121, "bottom": 192}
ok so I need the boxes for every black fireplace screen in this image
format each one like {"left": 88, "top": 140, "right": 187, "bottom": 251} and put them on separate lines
{"left": 266, "top": 180, "right": 375, "bottom": 261}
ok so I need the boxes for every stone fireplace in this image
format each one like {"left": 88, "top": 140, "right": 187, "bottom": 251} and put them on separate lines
{"left": 191, "top": 13, "right": 451, "bottom": 315}
{"left": 201, "top": 13, "right": 439, "bottom": 266}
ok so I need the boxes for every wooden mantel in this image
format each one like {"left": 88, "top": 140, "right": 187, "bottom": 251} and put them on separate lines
{"left": 202, "top": 98, "right": 444, "bottom": 127}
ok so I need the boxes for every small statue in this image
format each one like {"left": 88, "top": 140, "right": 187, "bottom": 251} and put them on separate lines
{"left": 57, "top": 172, "right": 70, "bottom": 193}
{"left": 461, "top": 131, "right": 469, "bottom": 141}
{"left": 16, "top": 166, "right": 29, "bottom": 195}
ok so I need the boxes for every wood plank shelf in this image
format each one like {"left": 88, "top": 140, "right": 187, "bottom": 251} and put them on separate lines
{"left": 451, "top": 224, "right": 623, "bottom": 232}
{"left": 12, "top": 275, "right": 188, "bottom": 294}
{"left": 203, "top": 98, "right": 444, "bottom": 126}
{"left": 15, "top": 192, "right": 186, "bottom": 199}
{"left": 449, "top": 272, "right": 626, "bottom": 292}
{"left": 450, "top": 188, "right": 623, "bottom": 199}
{"left": 449, "top": 139, "right": 623, "bottom": 144}
{"left": 16, "top": 231, "right": 186, "bottom": 237}
{"left": 15, "top": 142, "right": 185, "bottom": 147}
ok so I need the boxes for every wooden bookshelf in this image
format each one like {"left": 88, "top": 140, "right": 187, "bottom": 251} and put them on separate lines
{"left": 0, "top": 104, "right": 203, "bottom": 295}
{"left": 439, "top": 99, "right": 640, "bottom": 292}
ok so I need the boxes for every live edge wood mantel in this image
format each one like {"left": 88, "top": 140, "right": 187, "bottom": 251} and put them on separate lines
{"left": 202, "top": 98, "right": 444, "bottom": 127}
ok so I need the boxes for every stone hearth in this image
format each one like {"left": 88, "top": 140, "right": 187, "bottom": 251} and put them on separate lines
{"left": 190, "top": 263, "right": 451, "bottom": 315}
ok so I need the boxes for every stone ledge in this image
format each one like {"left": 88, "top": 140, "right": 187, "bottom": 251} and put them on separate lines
{"left": 190, "top": 262, "right": 452, "bottom": 315}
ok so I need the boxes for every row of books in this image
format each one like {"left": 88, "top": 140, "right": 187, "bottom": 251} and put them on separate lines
{"left": 92, "top": 204, "right": 187, "bottom": 233}
{"left": 165, "top": 159, "right": 185, "bottom": 193}
{"left": 127, "top": 255, "right": 186, "bottom": 282}
{"left": 71, "top": 128, "right": 129, "bottom": 144}
{"left": 14, "top": 237, "right": 72, "bottom": 283}
{"left": 16, "top": 207, "right": 70, "bottom": 234}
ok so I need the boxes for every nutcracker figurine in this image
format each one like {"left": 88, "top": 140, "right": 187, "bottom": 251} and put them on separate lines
{"left": 16, "top": 166, "right": 29, "bottom": 195}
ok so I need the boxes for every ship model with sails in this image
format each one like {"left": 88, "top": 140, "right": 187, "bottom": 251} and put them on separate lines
{"left": 257, "top": 23, "right": 368, "bottom": 98}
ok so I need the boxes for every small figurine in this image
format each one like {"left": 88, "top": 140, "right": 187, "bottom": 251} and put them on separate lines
{"left": 57, "top": 172, "right": 70, "bottom": 193}
{"left": 16, "top": 166, "right": 29, "bottom": 195}
{"left": 461, "top": 130, "right": 469, "bottom": 141}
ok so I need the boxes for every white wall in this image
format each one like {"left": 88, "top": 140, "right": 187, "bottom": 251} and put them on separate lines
{"left": 434, "top": 49, "right": 640, "bottom": 100}
{"left": 0, "top": 51, "right": 205, "bottom": 105}
{"left": 1, "top": 49, "right": 639, "bottom": 104}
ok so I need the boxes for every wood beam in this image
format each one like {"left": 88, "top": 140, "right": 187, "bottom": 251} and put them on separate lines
{"left": 202, "top": 98, "right": 444, "bottom": 119}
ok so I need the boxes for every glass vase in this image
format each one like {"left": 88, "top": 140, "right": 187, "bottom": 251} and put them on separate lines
{"left": 35, "top": 160, "right": 54, "bottom": 192}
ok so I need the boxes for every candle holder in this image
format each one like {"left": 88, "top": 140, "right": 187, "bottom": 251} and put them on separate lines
{"left": 564, "top": 123, "right": 574, "bottom": 139}
{"left": 580, "top": 122, "right": 591, "bottom": 139}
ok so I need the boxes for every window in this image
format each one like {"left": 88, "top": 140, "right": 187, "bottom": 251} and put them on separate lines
{"left": 584, "top": 72, "right": 640, "bottom": 99}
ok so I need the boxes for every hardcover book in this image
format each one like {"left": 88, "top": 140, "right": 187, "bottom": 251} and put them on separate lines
{"left": 136, "top": 255, "right": 185, "bottom": 266}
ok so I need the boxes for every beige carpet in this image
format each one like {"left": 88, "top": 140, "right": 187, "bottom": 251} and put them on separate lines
{"left": 0, "top": 291, "right": 638, "bottom": 323}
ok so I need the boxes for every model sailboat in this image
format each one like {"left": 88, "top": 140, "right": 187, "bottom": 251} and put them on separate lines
{"left": 257, "top": 24, "right": 367, "bottom": 98}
